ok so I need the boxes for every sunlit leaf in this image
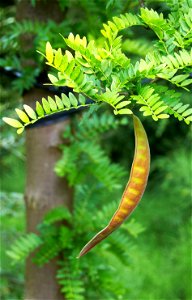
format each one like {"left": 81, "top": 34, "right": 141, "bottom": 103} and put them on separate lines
{"left": 46, "top": 42, "right": 54, "bottom": 64}
{"left": 3, "top": 117, "right": 23, "bottom": 128}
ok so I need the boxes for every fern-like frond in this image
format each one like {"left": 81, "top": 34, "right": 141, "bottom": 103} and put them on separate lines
{"left": 44, "top": 41, "right": 100, "bottom": 97}
{"left": 78, "top": 111, "right": 125, "bottom": 136}
{"left": 64, "top": 33, "right": 88, "bottom": 52}
{"left": 166, "top": 102, "right": 192, "bottom": 124}
{"left": 132, "top": 85, "right": 192, "bottom": 124}
{"left": 3, "top": 93, "right": 92, "bottom": 134}
{"left": 56, "top": 138, "right": 126, "bottom": 188}
{"left": 106, "top": 230, "right": 135, "bottom": 264}
{"left": 178, "top": 9, "right": 192, "bottom": 40}
{"left": 101, "top": 13, "right": 142, "bottom": 42}
{"left": 159, "top": 73, "right": 192, "bottom": 91}
{"left": 158, "top": 88, "right": 192, "bottom": 124}
{"left": 159, "top": 48, "right": 192, "bottom": 71}
{"left": 11, "top": 19, "right": 42, "bottom": 36}
{"left": 64, "top": 34, "right": 104, "bottom": 67}
{"left": 57, "top": 260, "right": 85, "bottom": 300}
{"left": 80, "top": 141, "right": 126, "bottom": 189}
{"left": 131, "top": 86, "right": 170, "bottom": 121}
{"left": 168, "top": 1, "right": 192, "bottom": 48}
{"left": 122, "top": 218, "right": 145, "bottom": 238}
{"left": 3, "top": 7, "right": 192, "bottom": 128}
{"left": 42, "top": 206, "right": 72, "bottom": 225}
{"left": 55, "top": 111, "right": 127, "bottom": 187}
{"left": 1, "top": 20, "right": 42, "bottom": 52}
{"left": 133, "top": 48, "right": 192, "bottom": 80}
{"left": 140, "top": 7, "right": 173, "bottom": 40}
{"left": 96, "top": 87, "right": 132, "bottom": 115}
{"left": 64, "top": 33, "right": 130, "bottom": 81}
{"left": 137, "top": 84, "right": 192, "bottom": 124}
{"left": 7, "top": 233, "right": 42, "bottom": 262}
{"left": 33, "top": 238, "right": 61, "bottom": 266}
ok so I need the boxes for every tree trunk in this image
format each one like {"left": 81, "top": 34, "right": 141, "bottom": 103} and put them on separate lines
{"left": 24, "top": 89, "right": 72, "bottom": 300}
{"left": 15, "top": 2, "right": 72, "bottom": 299}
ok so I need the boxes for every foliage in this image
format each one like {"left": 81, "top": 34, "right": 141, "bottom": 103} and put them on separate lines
{"left": 130, "top": 145, "right": 192, "bottom": 300}
{"left": 0, "top": 192, "right": 25, "bottom": 300}
{"left": 0, "top": 0, "right": 140, "bottom": 94}
{"left": 1, "top": 1, "right": 191, "bottom": 299}
{"left": 3, "top": 2, "right": 192, "bottom": 131}
{"left": 6, "top": 112, "right": 145, "bottom": 299}
{"left": 0, "top": 77, "right": 26, "bottom": 299}
{"left": 5, "top": 117, "right": 191, "bottom": 299}
{"left": 57, "top": 260, "right": 85, "bottom": 300}
{"left": 2, "top": 140, "right": 191, "bottom": 299}
{"left": 0, "top": 76, "right": 25, "bottom": 164}
{"left": 55, "top": 111, "right": 127, "bottom": 188}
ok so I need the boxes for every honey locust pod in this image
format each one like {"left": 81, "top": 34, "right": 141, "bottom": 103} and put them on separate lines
{"left": 77, "top": 114, "right": 150, "bottom": 258}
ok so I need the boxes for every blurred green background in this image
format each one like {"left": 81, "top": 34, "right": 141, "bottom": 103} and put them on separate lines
{"left": 0, "top": 1, "right": 191, "bottom": 299}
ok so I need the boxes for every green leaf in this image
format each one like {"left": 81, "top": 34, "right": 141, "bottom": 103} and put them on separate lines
{"left": 172, "top": 74, "right": 189, "bottom": 83}
{"left": 143, "top": 110, "right": 152, "bottom": 116}
{"left": 79, "top": 94, "right": 86, "bottom": 105}
{"left": 180, "top": 79, "right": 192, "bottom": 87}
{"left": 61, "top": 94, "right": 71, "bottom": 108}
{"left": 168, "top": 55, "right": 179, "bottom": 68}
{"left": 185, "top": 116, "right": 192, "bottom": 124}
{"left": 23, "top": 105, "right": 37, "bottom": 119}
{"left": 180, "top": 50, "right": 190, "bottom": 65}
{"left": 173, "top": 103, "right": 183, "bottom": 111}
{"left": 69, "top": 92, "right": 78, "bottom": 107}
{"left": 157, "top": 114, "right": 170, "bottom": 119}
{"left": 139, "top": 106, "right": 148, "bottom": 112}
{"left": 182, "top": 108, "right": 192, "bottom": 117}
{"left": 65, "top": 60, "right": 75, "bottom": 75}
{"left": 48, "top": 96, "right": 57, "bottom": 111}
{"left": 3, "top": 117, "right": 23, "bottom": 128}
{"left": 42, "top": 98, "right": 51, "bottom": 114}
{"left": 80, "top": 81, "right": 93, "bottom": 93}
{"left": 70, "top": 66, "right": 81, "bottom": 81}
{"left": 48, "top": 74, "right": 58, "bottom": 84}
{"left": 15, "top": 108, "right": 29, "bottom": 123}
{"left": 116, "top": 101, "right": 131, "bottom": 109}
{"left": 177, "top": 104, "right": 190, "bottom": 114}
{"left": 46, "top": 42, "right": 54, "bottom": 64}
{"left": 115, "top": 108, "right": 133, "bottom": 115}
{"left": 17, "top": 127, "right": 25, "bottom": 134}
{"left": 42, "top": 206, "right": 72, "bottom": 225}
{"left": 154, "top": 105, "right": 168, "bottom": 115}
{"left": 36, "top": 101, "right": 45, "bottom": 117}
{"left": 55, "top": 96, "right": 64, "bottom": 109}
{"left": 54, "top": 48, "right": 62, "bottom": 68}
{"left": 151, "top": 100, "right": 164, "bottom": 111}
{"left": 152, "top": 115, "right": 158, "bottom": 121}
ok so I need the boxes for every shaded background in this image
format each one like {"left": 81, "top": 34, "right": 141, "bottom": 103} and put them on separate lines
{"left": 0, "top": 0, "right": 191, "bottom": 299}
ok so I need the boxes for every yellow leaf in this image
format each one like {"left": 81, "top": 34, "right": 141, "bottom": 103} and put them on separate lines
{"left": 3, "top": 117, "right": 23, "bottom": 128}
{"left": 46, "top": 42, "right": 53, "bottom": 64}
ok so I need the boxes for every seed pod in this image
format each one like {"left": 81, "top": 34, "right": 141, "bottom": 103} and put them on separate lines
{"left": 77, "top": 115, "right": 150, "bottom": 258}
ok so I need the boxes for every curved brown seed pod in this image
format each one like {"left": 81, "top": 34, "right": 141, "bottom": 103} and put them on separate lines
{"left": 77, "top": 114, "right": 150, "bottom": 258}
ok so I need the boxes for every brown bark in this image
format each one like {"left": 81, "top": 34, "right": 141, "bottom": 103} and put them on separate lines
{"left": 16, "top": 0, "right": 63, "bottom": 22}
{"left": 24, "top": 89, "right": 72, "bottom": 300}
{"left": 15, "top": 2, "right": 72, "bottom": 299}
